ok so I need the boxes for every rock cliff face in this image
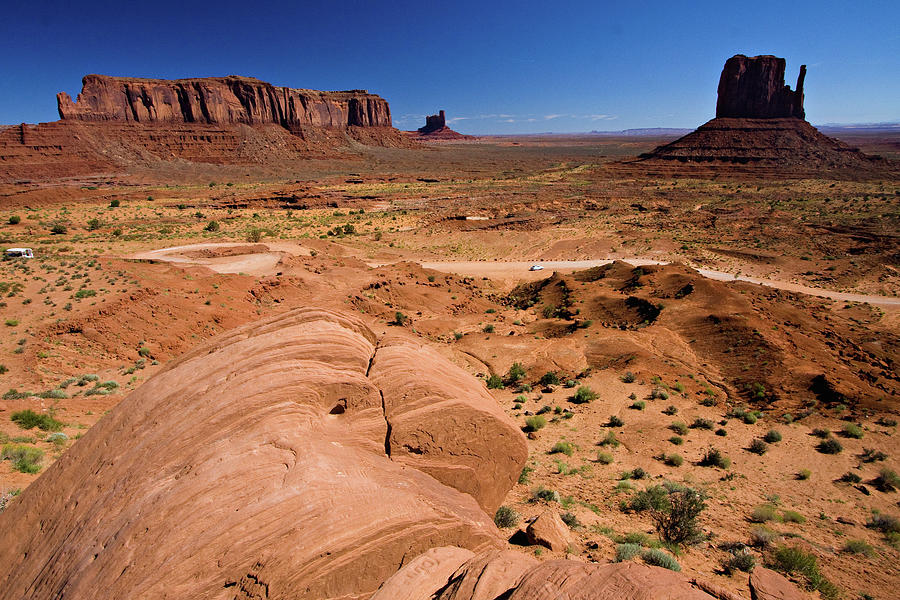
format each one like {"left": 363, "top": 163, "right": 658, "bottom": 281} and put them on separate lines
{"left": 716, "top": 55, "right": 805, "bottom": 119}
{"left": 57, "top": 74, "right": 392, "bottom": 130}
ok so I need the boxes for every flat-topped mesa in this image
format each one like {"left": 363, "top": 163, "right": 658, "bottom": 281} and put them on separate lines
{"left": 56, "top": 74, "right": 392, "bottom": 130}
{"left": 418, "top": 110, "right": 446, "bottom": 134}
{"left": 716, "top": 55, "right": 806, "bottom": 119}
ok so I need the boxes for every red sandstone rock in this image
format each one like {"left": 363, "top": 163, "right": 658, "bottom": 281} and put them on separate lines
{"left": 716, "top": 55, "right": 805, "bottom": 119}
{"left": 419, "top": 110, "right": 447, "bottom": 134}
{"left": 57, "top": 74, "right": 392, "bottom": 129}
{"left": 524, "top": 510, "right": 573, "bottom": 551}
{"left": 749, "top": 567, "right": 810, "bottom": 600}
{"left": 413, "top": 109, "right": 474, "bottom": 139}
{"left": 0, "top": 307, "right": 526, "bottom": 600}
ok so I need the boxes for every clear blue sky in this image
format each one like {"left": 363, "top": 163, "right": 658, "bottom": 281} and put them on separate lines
{"left": 1, "top": 0, "right": 897, "bottom": 134}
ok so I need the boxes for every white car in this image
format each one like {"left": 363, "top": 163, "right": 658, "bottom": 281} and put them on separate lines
{"left": 5, "top": 248, "right": 33, "bottom": 259}
{"left": 529, "top": 264, "right": 544, "bottom": 271}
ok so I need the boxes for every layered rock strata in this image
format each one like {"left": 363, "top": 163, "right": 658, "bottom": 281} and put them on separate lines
{"left": 716, "top": 55, "right": 805, "bottom": 119}
{"left": 0, "top": 308, "right": 527, "bottom": 600}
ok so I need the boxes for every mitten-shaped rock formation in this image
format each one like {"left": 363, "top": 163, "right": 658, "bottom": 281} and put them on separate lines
{"left": 0, "top": 308, "right": 527, "bottom": 600}
{"left": 413, "top": 109, "right": 473, "bottom": 139}
{"left": 637, "top": 54, "right": 883, "bottom": 173}
{"left": 716, "top": 55, "right": 805, "bottom": 119}
{"left": 58, "top": 74, "right": 392, "bottom": 129}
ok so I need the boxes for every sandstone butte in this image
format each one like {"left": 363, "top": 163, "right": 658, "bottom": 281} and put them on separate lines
{"left": 0, "top": 75, "right": 414, "bottom": 181}
{"left": 638, "top": 54, "right": 880, "bottom": 172}
{"left": 412, "top": 110, "right": 474, "bottom": 140}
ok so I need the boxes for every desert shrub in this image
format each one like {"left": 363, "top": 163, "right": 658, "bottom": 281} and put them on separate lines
{"left": 670, "top": 421, "right": 688, "bottom": 436}
{"left": 764, "top": 429, "right": 782, "bottom": 443}
{"left": 86, "top": 218, "right": 102, "bottom": 231}
{"left": 11, "top": 409, "right": 62, "bottom": 431}
{"left": 486, "top": 374, "right": 504, "bottom": 389}
{"left": 782, "top": 510, "right": 805, "bottom": 524}
{"left": 811, "top": 428, "right": 831, "bottom": 438}
{"left": 8, "top": 215, "right": 21, "bottom": 225}
{"left": 839, "top": 472, "right": 862, "bottom": 483}
{"left": 715, "top": 428, "right": 727, "bottom": 436}
{"left": 649, "top": 486, "right": 707, "bottom": 545}
{"left": 626, "top": 485, "right": 669, "bottom": 513}
{"left": 769, "top": 546, "right": 839, "bottom": 600}
{"left": 860, "top": 448, "right": 888, "bottom": 463}
{"left": 663, "top": 405, "right": 678, "bottom": 415}
{"left": 596, "top": 451, "right": 614, "bottom": 464}
{"left": 572, "top": 386, "right": 598, "bottom": 404}
{"left": 743, "top": 412, "right": 758, "bottom": 424}
{"left": 669, "top": 435, "right": 683, "bottom": 445}
{"left": 876, "top": 417, "right": 897, "bottom": 427}
{"left": 630, "top": 400, "right": 646, "bottom": 410}
{"left": 518, "top": 465, "right": 533, "bottom": 484}
{"left": 873, "top": 468, "right": 900, "bottom": 492}
{"left": 536, "top": 405, "right": 551, "bottom": 415}
{"left": 664, "top": 453, "right": 684, "bottom": 467}
{"left": 246, "top": 228, "right": 264, "bottom": 242}
{"left": 507, "top": 362, "right": 526, "bottom": 383}
{"left": 109, "top": 199, "right": 120, "bottom": 207}
{"left": 564, "top": 379, "right": 576, "bottom": 388}
{"left": 482, "top": 324, "right": 495, "bottom": 333}
{"left": 641, "top": 548, "right": 681, "bottom": 571}
{"left": 50, "top": 222, "right": 67, "bottom": 234}
{"left": 721, "top": 548, "right": 756, "bottom": 574}
{"left": 46, "top": 432, "right": 68, "bottom": 447}
{"left": 867, "top": 513, "right": 900, "bottom": 534}
{"left": 620, "top": 531, "right": 651, "bottom": 545}
{"left": 842, "top": 539, "right": 874, "bottom": 556}
{"left": 1, "top": 444, "right": 44, "bottom": 473}
{"left": 621, "top": 371, "right": 636, "bottom": 383}
{"left": 494, "top": 505, "right": 519, "bottom": 528}
{"left": 204, "top": 220, "right": 220, "bottom": 232}
{"left": 393, "top": 311, "right": 408, "bottom": 326}
{"left": 842, "top": 423, "right": 864, "bottom": 439}
{"left": 749, "top": 525, "right": 778, "bottom": 547}
{"left": 817, "top": 438, "right": 843, "bottom": 454}
{"left": 523, "top": 415, "right": 546, "bottom": 432}
{"left": 615, "top": 543, "right": 642, "bottom": 562}
{"left": 607, "top": 415, "right": 624, "bottom": 427}
{"left": 691, "top": 417, "right": 713, "bottom": 430}
{"left": 453, "top": 331, "right": 464, "bottom": 340}
{"left": 532, "top": 486, "right": 559, "bottom": 503}
{"left": 700, "top": 447, "right": 730, "bottom": 469}
{"left": 539, "top": 372, "right": 560, "bottom": 386}
{"left": 749, "top": 438, "right": 768, "bottom": 455}
{"left": 599, "top": 431, "right": 620, "bottom": 447}
{"left": 40, "top": 389, "right": 68, "bottom": 400}
{"left": 797, "top": 469, "right": 812, "bottom": 480}
{"left": 629, "top": 467, "right": 647, "bottom": 480}
{"left": 751, "top": 504, "right": 778, "bottom": 523}
{"left": 651, "top": 388, "right": 669, "bottom": 400}
{"left": 560, "top": 512, "right": 579, "bottom": 528}
{"left": 550, "top": 441, "right": 575, "bottom": 456}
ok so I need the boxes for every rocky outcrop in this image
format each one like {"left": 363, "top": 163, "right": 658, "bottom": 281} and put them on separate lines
{"left": 0, "top": 308, "right": 526, "bottom": 600}
{"left": 749, "top": 567, "right": 811, "bottom": 600}
{"left": 374, "top": 551, "right": 731, "bottom": 600}
{"left": 524, "top": 511, "right": 573, "bottom": 551}
{"left": 716, "top": 55, "right": 805, "bottom": 119}
{"left": 418, "top": 110, "right": 447, "bottom": 134}
{"left": 57, "top": 74, "right": 392, "bottom": 129}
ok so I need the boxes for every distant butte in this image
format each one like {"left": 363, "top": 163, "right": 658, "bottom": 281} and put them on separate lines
{"left": 412, "top": 110, "right": 474, "bottom": 140}
{"left": 637, "top": 54, "right": 886, "bottom": 174}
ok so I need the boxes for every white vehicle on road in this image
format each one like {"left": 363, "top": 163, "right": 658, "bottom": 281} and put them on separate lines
{"left": 5, "top": 248, "right": 33, "bottom": 259}
{"left": 529, "top": 264, "right": 544, "bottom": 271}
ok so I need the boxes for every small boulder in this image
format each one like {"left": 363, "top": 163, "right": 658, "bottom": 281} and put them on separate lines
{"left": 525, "top": 511, "right": 573, "bottom": 551}
{"left": 749, "top": 567, "right": 809, "bottom": 600}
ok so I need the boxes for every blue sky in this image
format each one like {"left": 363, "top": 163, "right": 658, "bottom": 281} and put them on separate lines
{"left": 1, "top": 0, "right": 897, "bottom": 133}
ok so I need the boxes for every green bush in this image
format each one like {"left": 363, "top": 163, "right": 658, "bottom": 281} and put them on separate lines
{"left": 630, "top": 400, "right": 646, "bottom": 410}
{"left": 11, "top": 409, "right": 63, "bottom": 431}
{"left": 621, "top": 371, "right": 636, "bottom": 383}
{"left": 650, "top": 486, "right": 706, "bottom": 545}
{"left": 507, "top": 362, "right": 526, "bottom": 382}
{"left": 560, "top": 512, "right": 579, "bottom": 528}
{"left": 691, "top": 418, "right": 713, "bottom": 430}
{"left": 700, "top": 447, "right": 730, "bottom": 468}
{"left": 811, "top": 428, "right": 831, "bottom": 438}
{"left": 1, "top": 444, "right": 44, "bottom": 473}
{"left": 715, "top": 428, "right": 727, "bottom": 437}
{"left": 843, "top": 539, "right": 874, "bottom": 556}
{"left": 626, "top": 485, "right": 669, "bottom": 513}
{"left": 494, "top": 505, "right": 519, "bottom": 528}
{"left": 8, "top": 215, "right": 21, "bottom": 225}
{"left": 663, "top": 405, "right": 678, "bottom": 415}
{"left": 532, "top": 486, "right": 559, "bottom": 503}
{"left": 669, "top": 435, "right": 683, "bottom": 445}
{"left": 607, "top": 415, "right": 624, "bottom": 427}
{"left": 749, "top": 525, "right": 779, "bottom": 548}
{"left": 524, "top": 415, "right": 546, "bottom": 432}
{"left": 721, "top": 549, "right": 756, "bottom": 574}
{"left": 782, "top": 510, "right": 805, "bottom": 524}
{"left": 817, "top": 438, "right": 843, "bottom": 454}
{"left": 867, "top": 513, "right": 900, "bottom": 534}
{"left": 749, "top": 438, "right": 768, "bottom": 455}
{"left": 670, "top": 421, "right": 688, "bottom": 436}
{"left": 641, "top": 548, "right": 681, "bottom": 571}
{"left": 842, "top": 423, "right": 864, "bottom": 439}
{"left": 572, "top": 386, "right": 598, "bottom": 404}
{"left": 615, "top": 543, "right": 642, "bottom": 562}
{"left": 664, "top": 453, "right": 684, "bottom": 467}
{"left": 50, "top": 222, "right": 67, "bottom": 235}
{"left": 599, "top": 431, "right": 620, "bottom": 447}
{"left": 550, "top": 441, "right": 575, "bottom": 456}
{"left": 839, "top": 472, "right": 862, "bottom": 483}
{"left": 539, "top": 372, "right": 560, "bottom": 386}
{"left": 874, "top": 468, "right": 900, "bottom": 492}
{"left": 751, "top": 504, "right": 778, "bottom": 523}
{"left": 482, "top": 324, "right": 495, "bottom": 333}
{"left": 596, "top": 451, "right": 614, "bottom": 464}
{"left": 797, "top": 469, "right": 812, "bottom": 480}
{"left": 486, "top": 374, "right": 504, "bottom": 389}
{"left": 109, "top": 199, "right": 120, "bottom": 207}
{"left": 764, "top": 429, "right": 782, "bottom": 443}
{"left": 204, "top": 220, "right": 221, "bottom": 232}
{"left": 769, "top": 546, "right": 839, "bottom": 600}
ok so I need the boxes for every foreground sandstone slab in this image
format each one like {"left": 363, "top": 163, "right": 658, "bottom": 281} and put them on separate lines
{"left": 0, "top": 308, "right": 526, "bottom": 600}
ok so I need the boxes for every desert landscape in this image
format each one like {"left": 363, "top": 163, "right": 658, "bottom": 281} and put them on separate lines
{"left": 0, "top": 42, "right": 898, "bottom": 600}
